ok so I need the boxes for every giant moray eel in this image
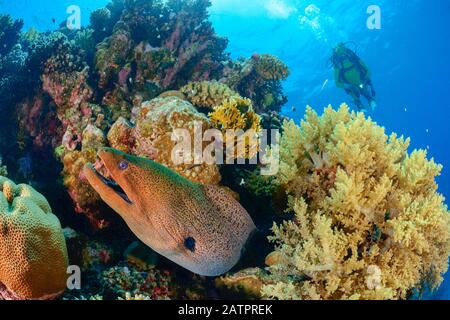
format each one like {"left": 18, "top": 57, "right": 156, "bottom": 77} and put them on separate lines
{"left": 83, "top": 148, "right": 256, "bottom": 276}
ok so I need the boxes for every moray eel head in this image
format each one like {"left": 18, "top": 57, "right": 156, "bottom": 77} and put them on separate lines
{"left": 83, "top": 148, "right": 256, "bottom": 276}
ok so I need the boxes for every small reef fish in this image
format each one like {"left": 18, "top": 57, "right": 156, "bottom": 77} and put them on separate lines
{"left": 84, "top": 148, "right": 256, "bottom": 276}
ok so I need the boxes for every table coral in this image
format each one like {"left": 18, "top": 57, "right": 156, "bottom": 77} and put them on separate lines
{"left": 180, "top": 80, "right": 240, "bottom": 110}
{"left": 262, "top": 104, "right": 450, "bottom": 300}
{"left": 0, "top": 176, "right": 68, "bottom": 300}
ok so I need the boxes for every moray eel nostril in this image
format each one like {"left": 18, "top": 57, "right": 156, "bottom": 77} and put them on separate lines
{"left": 83, "top": 148, "right": 256, "bottom": 277}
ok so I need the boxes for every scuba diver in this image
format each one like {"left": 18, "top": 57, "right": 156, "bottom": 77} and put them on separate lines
{"left": 330, "top": 42, "right": 377, "bottom": 111}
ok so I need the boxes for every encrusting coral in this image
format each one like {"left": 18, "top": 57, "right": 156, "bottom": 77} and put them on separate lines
{"left": 0, "top": 176, "right": 68, "bottom": 300}
{"left": 261, "top": 104, "right": 450, "bottom": 300}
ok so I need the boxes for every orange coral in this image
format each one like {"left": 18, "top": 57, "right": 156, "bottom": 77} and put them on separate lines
{"left": 180, "top": 81, "right": 241, "bottom": 110}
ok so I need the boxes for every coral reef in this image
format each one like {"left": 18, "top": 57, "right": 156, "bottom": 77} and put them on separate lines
{"left": 99, "top": 263, "right": 172, "bottom": 300}
{"left": 222, "top": 54, "right": 289, "bottom": 113}
{"left": 209, "top": 97, "right": 261, "bottom": 159}
{"left": 11, "top": 0, "right": 289, "bottom": 228}
{"left": 0, "top": 15, "right": 27, "bottom": 107}
{"left": 261, "top": 104, "right": 450, "bottom": 300}
{"left": 180, "top": 80, "right": 240, "bottom": 110}
{"left": 216, "top": 268, "right": 274, "bottom": 300}
{"left": 94, "top": 0, "right": 228, "bottom": 97}
{"left": 252, "top": 54, "right": 290, "bottom": 81}
{"left": 0, "top": 155, "right": 7, "bottom": 176}
{"left": 109, "top": 96, "right": 222, "bottom": 184}
{"left": 0, "top": 176, "right": 68, "bottom": 300}
{"left": 209, "top": 97, "right": 261, "bottom": 133}
{"left": 0, "top": 15, "right": 23, "bottom": 56}
{"left": 61, "top": 124, "right": 108, "bottom": 227}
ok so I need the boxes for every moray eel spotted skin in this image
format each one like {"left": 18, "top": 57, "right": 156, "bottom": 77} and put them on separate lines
{"left": 83, "top": 148, "right": 256, "bottom": 276}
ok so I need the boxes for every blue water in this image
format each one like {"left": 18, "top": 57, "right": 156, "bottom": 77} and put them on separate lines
{"left": 1, "top": 0, "right": 449, "bottom": 299}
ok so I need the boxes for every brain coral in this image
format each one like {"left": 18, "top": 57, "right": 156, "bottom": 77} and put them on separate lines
{"left": 0, "top": 176, "right": 68, "bottom": 300}
{"left": 108, "top": 96, "right": 221, "bottom": 185}
{"left": 262, "top": 104, "right": 450, "bottom": 300}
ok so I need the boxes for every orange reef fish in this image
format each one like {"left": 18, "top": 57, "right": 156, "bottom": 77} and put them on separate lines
{"left": 83, "top": 148, "right": 256, "bottom": 276}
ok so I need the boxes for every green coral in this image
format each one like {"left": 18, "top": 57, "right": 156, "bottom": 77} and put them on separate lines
{"left": 262, "top": 104, "right": 450, "bottom": 300}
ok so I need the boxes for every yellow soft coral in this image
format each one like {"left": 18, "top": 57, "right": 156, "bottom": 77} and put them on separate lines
{"left": 263, "top": 104, "right": 450, "bottom": 300}
{"left": 180, "top": 81, "right": 241, "bottom": 110}
{"left": 0, "top": 177, "right": 68, "bottom": 300}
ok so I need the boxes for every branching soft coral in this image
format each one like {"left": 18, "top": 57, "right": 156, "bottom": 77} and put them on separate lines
{"left": 263, "top": 104, "right": 450, "bottom": 300}
{"left": 180, "top": 80, "right": 240, "bottom": 110}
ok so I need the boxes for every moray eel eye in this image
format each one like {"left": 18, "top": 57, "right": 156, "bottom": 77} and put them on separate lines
{"left": 118, "top": 161, "right": 129, "bottom": 170}
{"left": 184, "top": 237, "right": 196, "bottom": 252}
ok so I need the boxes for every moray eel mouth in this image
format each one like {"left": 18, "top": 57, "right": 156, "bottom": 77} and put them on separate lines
{"left": 85, "top": 157, "right": 133, "bottom": 205}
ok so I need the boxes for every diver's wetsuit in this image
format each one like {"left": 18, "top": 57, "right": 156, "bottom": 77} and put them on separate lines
{"left": 332, "top": 46, "right": 377, "bottom": 110}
